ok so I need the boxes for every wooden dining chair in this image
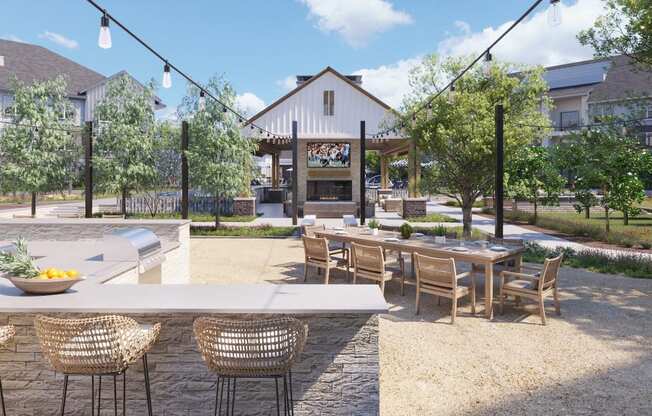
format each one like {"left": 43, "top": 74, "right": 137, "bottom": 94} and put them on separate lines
{"left": 351, "top": 243, "right": 403, "bottom": 296}
{"left": 302, "top": 224, "right": 349, "bottom": 260}
{"left": 414, "top": 253, "right": 475, "bottom": 324}
{"left": 499, "top": 254, "right": 563, "bottom": 325}
{"left": 302, "top": 235, "right": 350, "bottom": 283}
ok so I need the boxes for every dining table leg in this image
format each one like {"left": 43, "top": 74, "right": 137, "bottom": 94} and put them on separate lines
{"left": 484, "top": 262, "right": 494, "bottom": 319}
{"left": 513, "top": 255, "right": 522, "bottom": 272}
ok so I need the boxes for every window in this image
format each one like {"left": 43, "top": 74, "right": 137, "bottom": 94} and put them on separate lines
{"left": 645, "top": 132, "right": 652, "bottom": 147}
{"left": 323, "top": 90, "right": 334, "bottom": 116}
{"left": 646, "top": 105, "right": 652, "bottom": 120}
{"left": 560, "top": 111, "right": 580, "bottom": 130}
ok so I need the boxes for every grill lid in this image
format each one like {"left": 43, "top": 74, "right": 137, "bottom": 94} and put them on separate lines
{"left": 104, "top": 228, "right": 165, "bottom": 273}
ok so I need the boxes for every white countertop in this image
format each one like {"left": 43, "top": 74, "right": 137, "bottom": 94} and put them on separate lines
{"left": 0, "top": 281, "right": 388, "bottom": 314}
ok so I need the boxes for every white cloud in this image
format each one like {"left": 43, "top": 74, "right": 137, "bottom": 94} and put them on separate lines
{"left": 38, "top": 31, "right": 79, "bottom": 49}
{"left": 299, "top": 0, "right": 413, "bottom": 47}
{"left": 353, "top": 57, "right": 421, "bottom": 108}
{"left": 437, "top": 0, "right": 604, "bottom": 67}
{"left": 1, "top": 34, "right": 24, "bottom": 43}
{"left": 277, "top": 76, "right": 297, "bottom": 92}
{"left": 236, "top": 92, "right": 266, "bottom": 117}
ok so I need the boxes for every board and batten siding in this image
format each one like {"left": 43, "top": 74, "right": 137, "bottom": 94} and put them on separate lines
{"left": 246, "top": 71, "right": 400, "bottom": 139}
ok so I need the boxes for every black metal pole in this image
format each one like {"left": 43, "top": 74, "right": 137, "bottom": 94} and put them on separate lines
{"left": 291, "top": 121, "right": 298, "bottom": 226}
{"left": 495, "top": 104, "right": 504, "bottom": 239}
{"left": 84, "top": 121, "right": 93, "bottom": 218}
{"left": 360, "top": 121, "right": 366, "bottom": 225}
{"left": 181, "top": 120, "right": 189, "bottom": 219}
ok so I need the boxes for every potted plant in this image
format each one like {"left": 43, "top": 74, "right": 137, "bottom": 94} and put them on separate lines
{"left": 0, "top": 238, "right": 84, "bottom": 295}
{"left": 368, "top": 219, "right": 380, "bottom": 235}
{"left": 433, "top": 224, "right": 447, "bottom": 244}
{"left": 399, "top": 222, "right": 413, "bottom": 240}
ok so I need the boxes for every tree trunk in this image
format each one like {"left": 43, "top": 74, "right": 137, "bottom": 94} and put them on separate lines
{"left": 623, "top": 210, "right": 629, "bottom": 226}
{"left": 533, "top": 199, "right": 538, "bottom": 224}
{"left": 512, "top": 199, "right": 518, "bottom": 212}
{"left": 585, "top": 205, "right": 590, "bottom": 219}
{"left": 121, "top": 188, "right": 127, "bottom": 217}
{"left": 605, "top": 206, "right": 610, "bottom": 233}
{"left": 461, "top": 198, "right": 473, "bottom": 239}
{"left": 214, "top": 194, "right": 221, "bottom": 228}
{"left": 30, "top": 192, "right": 36, "bottom": 217}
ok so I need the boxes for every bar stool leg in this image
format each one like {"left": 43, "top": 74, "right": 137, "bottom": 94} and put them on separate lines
{"left": 97, "top": 376, "right": 103, "bottom": 416}
{"left": 219, "top": 376, "right": 225, "bottom": 416}
{"left": 214, "top": 376, "right": 220, "bottom": 416}
{"left": 0, "top": 376, "right": 7, "bottom": 416}
{"left": 289, "top": 371, "right": 295, "bottom": 416}
{"left": 123, "top": 372, "right": 126, "bottom": 416}
{"left": 275, "top": 378, "right": 281, "bottom": 416}
{"left": 142, "top": 354, "right": 153, "bottom": 416}
{"left": 283, "top": 375, "right": 290, "bottom": 416}
{"left": 230, "top": 378, "right": 236, "bottom": 416}
{"left": 91, "top": 376, "right": 95, "bottom": 415}
{"left": 113, "top": 374, "right": 118, "bottom": 416}
{"left": 60, "top": 375, "right": 69, "bottom": 416}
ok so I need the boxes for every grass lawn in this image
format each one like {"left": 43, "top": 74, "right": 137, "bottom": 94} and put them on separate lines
{"left": 405, "top": 213, "right": 457, "bottom": 223}
{"left": 191, "top": 225, "right": 297, "bottom": 237}
{"left": 130, "top": 212, "right": 260, "bottom": 223}
{"left": 487, "top": 209, "right": 652, "bottom": 249}
{"left": 443, "top": 200, "right": 484, "bottom": 208}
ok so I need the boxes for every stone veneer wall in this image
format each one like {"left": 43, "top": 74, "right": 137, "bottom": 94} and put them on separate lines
{"left": 297, "top": 139, "right": 361, "bottom": 210}
{"left": 0, "top": 313, "right": 379, "bottom": 416}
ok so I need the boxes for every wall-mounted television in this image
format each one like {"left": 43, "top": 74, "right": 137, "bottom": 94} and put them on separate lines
{"left": 307, "top": 142, "right": 351, "bottom": 168}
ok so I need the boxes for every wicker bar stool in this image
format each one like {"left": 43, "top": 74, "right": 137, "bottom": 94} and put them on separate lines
{"left": 194, "top": 317, "right": 308, "bottom": 416}
{"left": 35, "top": 315, "right": 161, "bottom": 416}
{"left": 0, "top": 326, "right": 15, "bottom": 416}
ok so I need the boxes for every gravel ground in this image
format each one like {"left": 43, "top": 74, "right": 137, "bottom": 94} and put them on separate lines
{"left": 191, "top": 237, "right": 652, "bottom": 416}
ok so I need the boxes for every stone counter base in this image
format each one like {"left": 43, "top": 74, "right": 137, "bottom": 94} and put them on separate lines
{"left": 0, "top": 313, "right": 378, "bottom": 416}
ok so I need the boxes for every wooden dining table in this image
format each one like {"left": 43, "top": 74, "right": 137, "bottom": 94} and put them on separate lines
{"left": 315, "top": 227, "right": 525, "bottom": 319}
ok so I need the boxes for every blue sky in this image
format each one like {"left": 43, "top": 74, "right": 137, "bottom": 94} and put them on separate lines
{"left": 0, "top": 0, "right": 604, "bottom": 118}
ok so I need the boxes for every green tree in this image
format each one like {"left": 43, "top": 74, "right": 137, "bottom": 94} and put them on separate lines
{"left": 93, "top": 74, "right": 157, "bottom": 215}
{"left": 141, "top": 121, "right": 181, "bottom": 217}
{"left": 578, "top": 0, "right": 652, "bottom": 67}
{"left": 179, "top": 76, "right": 257, "bottom": 227}
{"left": 408, "top": 55, "right": 551, "bottom": 237}
{"left": 559, "top": 125, "right": 652, "bottom": 230}
{"left": 505, "top": 146, "right": 565, "bottom": 223}
{"left": 0, "top": 76, "right": 76, "bottom": 216}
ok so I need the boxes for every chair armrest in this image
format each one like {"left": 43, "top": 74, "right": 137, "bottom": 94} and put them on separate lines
{"left": 518, "top": 264, "right": 543, "bottom": 273}
{"left": 455, "top": 271, "right": 471, "bottom": 280}
{"left": 500, "top": 270, "right": 540, "bottom": 281}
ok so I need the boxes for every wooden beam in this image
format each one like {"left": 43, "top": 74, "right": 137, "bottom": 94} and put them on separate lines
{"left": 292, "top": 121, "right": 298, "bottom": 226}
{"left": 181, "top": 121, "right": 189, "bottom": 219}
{"left": 84, "top": 121, "right": 93, "bottom": 218}
{"left": 360, "top": 121, "right": 366, "bottom": 225}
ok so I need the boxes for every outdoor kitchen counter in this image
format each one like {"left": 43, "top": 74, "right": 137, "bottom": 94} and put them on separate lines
{"left": 0, "top": 280, "right": 388, "bottom": 314}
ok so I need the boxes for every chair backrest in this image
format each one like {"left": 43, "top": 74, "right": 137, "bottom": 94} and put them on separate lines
{"left": 34, "top": 315, "right": 140, "bottom": 374}
{"left": 343, "top": 215, "right": 357, "bottom": 227}
{"left": 351, "top": 243, "right": 385, "bottom": 275}
{"left": 302, "top": 235, "right": 329, "bottom": 262}
{"left": 539, "top": 254, "right": 563, "bottom": 289}
{"left": 302, "top": 224, "right": 325, "bottom": 237}
{"left": 193, "top": 317, "right": 308, "bottom": 377}
{"left": 414, "top": 253, "right": 457, "bottom": 289}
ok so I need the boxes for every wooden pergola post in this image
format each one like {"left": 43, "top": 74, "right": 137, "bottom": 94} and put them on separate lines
{"left": 84, "top": 121, "right": 93, "bottom": 218}
{"left": 181, "top": 120, "right": 189, "bottom": 219}
{"left": 380, "top": 154, "right": 389, "bottom": 189}
{"left": 408, "top": 138, "right": 417, "bottom": 197}
{"left": 291, "top": 121, "right": 298, "bottom": 226}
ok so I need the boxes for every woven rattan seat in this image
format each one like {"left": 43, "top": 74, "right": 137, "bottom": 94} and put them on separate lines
{"left": 0, "top": 326, "right": 14, "bottom": 347}
{"left": 0, "top": 325, "right": 15, "bottom": 416}
{"left": 194, "top": 317, "right": 308, "bottom": 415}
{"left": 35, "top": 315, "right": 160, "bottom": 416}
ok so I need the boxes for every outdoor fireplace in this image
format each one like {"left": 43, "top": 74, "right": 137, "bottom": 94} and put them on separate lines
{"left": 307, "top": 180, "right": 352, "bottom": 201}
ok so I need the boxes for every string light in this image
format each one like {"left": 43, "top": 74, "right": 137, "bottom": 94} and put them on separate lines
{"left": 85, "top": 0, "right": 286, "bottom": 140}
{"left": 548, "top": 0, "right": 562, "bottom": 27}
{"left": 198, "top": 90, "right": 206, "bottom": 111}
{"left": 483, "top": 51, "right": 493, "bottom": 76}
{"left": 98, "top": 12, "right": 112, "bottom": 49}
{"left": 162, "top": 63, "right": 172, "bottom": 89}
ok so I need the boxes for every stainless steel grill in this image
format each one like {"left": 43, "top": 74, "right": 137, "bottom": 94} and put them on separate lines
{"left": 103, "top": 228, "right": 166, "bottom": 274}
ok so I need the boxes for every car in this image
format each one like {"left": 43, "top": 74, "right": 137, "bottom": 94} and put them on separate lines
{"left": 366, "top": 175, "right": 393, "bottom": 189}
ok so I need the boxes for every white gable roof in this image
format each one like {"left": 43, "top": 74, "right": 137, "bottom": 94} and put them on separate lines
{"left": 243, "top": 67, "right": 401, "bottom": 139}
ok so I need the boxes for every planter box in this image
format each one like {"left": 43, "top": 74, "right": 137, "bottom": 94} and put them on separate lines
{"left": 233, "top": 197, "right": 256, "bottom": 217}
{"left": 402, "top": 198, "right": 427, "bottom": 218}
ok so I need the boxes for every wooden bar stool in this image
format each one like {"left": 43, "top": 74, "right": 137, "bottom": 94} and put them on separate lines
{"left": 0, "top": 326, "right": 15, "bottom": 416}
{"left": 194, "top": 317, "right": 307, "bottom": 416}
{"left": 35, "top": 315, "right": 161, "bottom": 416}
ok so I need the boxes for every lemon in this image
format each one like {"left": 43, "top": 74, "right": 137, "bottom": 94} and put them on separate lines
{"left": 46, "top": 269, "right": 58, "bottom": 278}
{"left": 65, "top": 269, "right": 79, "bottom": 278}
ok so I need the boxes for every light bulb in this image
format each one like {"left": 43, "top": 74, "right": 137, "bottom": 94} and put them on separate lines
{"left": 548, "top": 0, "right": 562, "bottom": 27}
{"left": 98, "top": 14, "right": 112, "bottom": 49}
{"left": 162, "top": 63, "right": 172, "bottom": 89}
{"left": 483, "top": 51, "right": 493, "bottom": 76}
{"left": 198, "top": 91, "right": 206, "bottom": 111}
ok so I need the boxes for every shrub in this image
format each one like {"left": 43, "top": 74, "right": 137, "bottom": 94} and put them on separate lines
{"left": 368, "top": 219, "right": 380, "bottom": 229}
{"left": 399, "top": 223, "right": 413, "bottom": 239}
{"left": 432, "top": 224, "right": 448, "bottom": 236}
